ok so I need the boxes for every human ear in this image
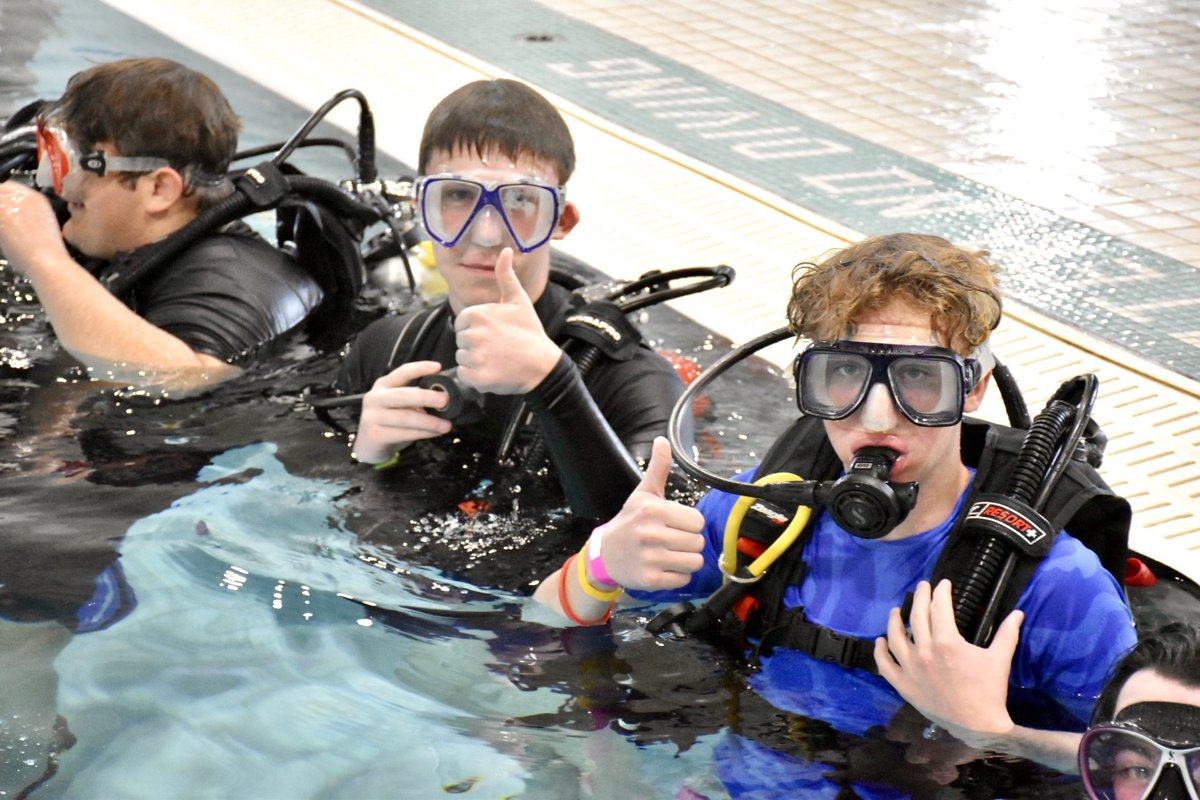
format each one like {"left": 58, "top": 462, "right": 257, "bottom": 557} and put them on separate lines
{"left": 963, "top": 371, "right": 991, "bottom": 414}
{"left": 552, "top": 201, "right": 580, "bottom": 240}
{"left": 142, "top": 166, "right": 186, "bottom": 213}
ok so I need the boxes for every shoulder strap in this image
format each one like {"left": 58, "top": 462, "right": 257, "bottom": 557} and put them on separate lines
{"left": 928, "top": 418, "right": 1131, "bottom": 643}
{"left": 385, "top": 301, "right": 450, "bottom": 372}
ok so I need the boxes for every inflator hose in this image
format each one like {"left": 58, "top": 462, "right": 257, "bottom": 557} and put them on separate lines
{"left": 101, "top": 174, "right": 378, "bottom": 297}
{"left": 950, "top": 375, "right": 1098, "bottom": 645}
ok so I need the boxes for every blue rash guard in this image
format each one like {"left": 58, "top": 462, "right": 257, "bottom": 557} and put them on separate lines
{"left": 633, "top": 467, "right": 1137, "bottom": 733}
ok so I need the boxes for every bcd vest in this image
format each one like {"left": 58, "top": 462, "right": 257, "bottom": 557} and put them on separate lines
{"left": 715, "top": 415, "right": 1130, "bottom": 672}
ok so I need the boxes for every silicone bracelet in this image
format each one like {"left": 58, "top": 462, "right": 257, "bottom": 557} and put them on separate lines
{"left": 352, "top": 449, "right": 401, "bottom": 470}
{"left": 558, "top": 553, "right": 612, "bottom": 626}
{"left": 586, "top": 525, "right": 619, "bottom": 589}
{"left": 576, "top": 544, "right": 622, "bottom": 602}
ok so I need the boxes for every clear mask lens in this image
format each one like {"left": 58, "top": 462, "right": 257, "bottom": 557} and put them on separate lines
{"left": 418, "top": 176, "right": 562, "bottom": 253}
{"left": 794, "top": 342, "right": 972, "bottom": 427}
{"left": 1081, "top": 727, "right": 1200, "bottom": 800}
{"left": 35, "top": 122, "right": 75, "bottom": 194}
{"left": 33, "top": 120, "right": 170, "bottom": 195}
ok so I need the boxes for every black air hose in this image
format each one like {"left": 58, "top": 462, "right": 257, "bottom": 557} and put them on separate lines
{"left": 283, "top": 175, "right": 380, "bottom": 223}
{"left": 101, "top": 189, "right": 251, "bottom": 295}
{"left": 102, "top": 172, "right": 378, "bottom": 296}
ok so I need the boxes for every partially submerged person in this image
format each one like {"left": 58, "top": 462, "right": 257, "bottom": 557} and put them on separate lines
{"left": 0, "top": 57, "right": 323, "bottom": 386}
{"left": 1080, "top": 622, "right": 1200, "bottom": 800}
{"left": 535, "top": 233, "right": 1136, "bottom": 791}
{"left": 334, "top": 79, "right": 686, "bottom": 576}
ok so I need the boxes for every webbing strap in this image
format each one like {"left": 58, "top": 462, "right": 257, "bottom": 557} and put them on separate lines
{"left": 762, "top": 610, "right": 879, "bottom": 673}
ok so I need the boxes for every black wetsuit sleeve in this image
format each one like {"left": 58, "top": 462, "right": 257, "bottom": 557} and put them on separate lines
{"left": 132, "top": 231, "right": 323, "bottom": 365}
{"left": 525, "top": 352, "right": 642, "bottom": 519}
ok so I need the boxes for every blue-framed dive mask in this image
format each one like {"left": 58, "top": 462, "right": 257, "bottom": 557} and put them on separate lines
{"left": 417, "top": 175, "right": 564, "bottom": 253}
{"left": 1081, "top": 702, "right": 1200, "bottom": 800}
{"left": 793, "top": 340, "right": 983, "bottom": 427}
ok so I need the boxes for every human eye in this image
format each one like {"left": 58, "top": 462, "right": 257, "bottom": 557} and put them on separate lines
{"left": 501, "top": 186, "right": 540, "bottom": 214}
{"left": 442, "top": 184, "right": 478, "bottom": 205}
{"left": 895, "top": 360, "right": 940, "bottom": 383}
{"left": 1113, "top": 749, "right": 1157, "bottom": 792}
{"left": 829, "top": 358, "right": 867, "bottom": 382}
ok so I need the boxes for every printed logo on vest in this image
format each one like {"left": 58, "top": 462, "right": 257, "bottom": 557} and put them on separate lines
{"left": 965, "top": 500, "right": 1047, "bottom": 546}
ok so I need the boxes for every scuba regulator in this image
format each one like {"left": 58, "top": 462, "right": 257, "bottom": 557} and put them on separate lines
{"left": 647, "top": 327, "right": 923, "bottom": 638}
{"left": 940, "top": 373, "right": 1104, "bottom": 646}
{"left": 663, "top": 327, "right": 920, "bottom": 538}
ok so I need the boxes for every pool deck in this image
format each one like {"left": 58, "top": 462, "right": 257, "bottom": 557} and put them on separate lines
{"left": 100, "top": 0, "right": 1200, "bottom": 581}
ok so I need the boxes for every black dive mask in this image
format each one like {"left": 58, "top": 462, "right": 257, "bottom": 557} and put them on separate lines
{"left": 794, "top": 340, "right": 981, "bottom": 427}
{"left": 1081, "top": 702, "right": 1200, "bottom": 800}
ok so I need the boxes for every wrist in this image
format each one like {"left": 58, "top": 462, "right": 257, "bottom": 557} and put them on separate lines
{"left": 585, "top": 524, "right": 619, "bottom": 589}
{"left": 558, "top": 553, "right": 615, "bottom": 625}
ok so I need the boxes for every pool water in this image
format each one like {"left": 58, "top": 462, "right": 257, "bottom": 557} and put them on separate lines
{"left": 5, "top": 3, "right": 1200, "bottom": 799}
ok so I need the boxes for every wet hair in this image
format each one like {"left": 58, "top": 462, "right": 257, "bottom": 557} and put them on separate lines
{"left": 47, "top": 57, "right": 239, "bottom": 210}
{"left": 1092, "top": 622, "right": 1200, "bottom": 724}
{"left": 786, "top": 233, "right": 1003, "bottom": 356}
{"left": 417, "top": 79, "right": 575, "bottom": 184}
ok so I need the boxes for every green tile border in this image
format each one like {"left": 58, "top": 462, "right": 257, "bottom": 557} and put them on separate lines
{"left": 373, "top": 0, "right": 1200, "bottom": 381}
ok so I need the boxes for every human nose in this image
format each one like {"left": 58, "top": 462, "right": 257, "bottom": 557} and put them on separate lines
{"left": 858, "top": 382, "right": 900, "bottom": 432}
{"left": 466, "top": 204, "right": 508, "bottom": 248}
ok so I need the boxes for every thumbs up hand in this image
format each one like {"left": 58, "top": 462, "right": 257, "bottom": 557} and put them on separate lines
{"left": 597, "top": 437, "right": 708, "bottom": 591}
{"left": 453, "top": 247, "right": 563, "bottom": 394}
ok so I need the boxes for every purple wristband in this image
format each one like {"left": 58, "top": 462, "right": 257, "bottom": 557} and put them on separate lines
{"left": 586, "top": 525, "right": 619, "bottom": 589}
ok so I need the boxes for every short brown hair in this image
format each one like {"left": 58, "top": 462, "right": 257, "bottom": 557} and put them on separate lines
{"left": 787, "top": 233, "right": 1002, "bottom": 355}
{"left": 418, "top": 79, "right": 575, "bottom": 184}
{"left": 47, "top": 58, "right": 239, "bottom": 209}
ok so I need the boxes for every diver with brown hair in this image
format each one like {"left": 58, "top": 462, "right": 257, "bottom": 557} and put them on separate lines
{"left": 0, "top": 57, "right": 324, "bottom": 385}
{"left": 537, "top": 233, "right": 1136, "bottom": 793}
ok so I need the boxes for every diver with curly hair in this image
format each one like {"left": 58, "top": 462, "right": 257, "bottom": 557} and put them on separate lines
{"left": 536, "top": 232, "right": 1136, "bottom": 792}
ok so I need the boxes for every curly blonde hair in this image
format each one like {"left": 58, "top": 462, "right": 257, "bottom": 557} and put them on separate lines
{"left": 786, "top": 233, "right": 1002, "bottom": 355}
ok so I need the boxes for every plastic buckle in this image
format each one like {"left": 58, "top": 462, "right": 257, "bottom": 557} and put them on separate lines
{"left": 646, "top": 602, "right": 696, "bottom": 637}
{"left": 812, "top": 627, "right": 851, "bottom": 665}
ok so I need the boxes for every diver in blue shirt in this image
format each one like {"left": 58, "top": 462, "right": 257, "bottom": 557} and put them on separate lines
{"left": 536, "top": 233, "right": 1136, "bottom": 792}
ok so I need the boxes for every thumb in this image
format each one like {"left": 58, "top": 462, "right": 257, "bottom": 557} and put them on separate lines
{"left": 636, "top": 436, "right": 674, "bottom": 498}
{"left": 494, "top": 247, "right": 528, "bottom": 305}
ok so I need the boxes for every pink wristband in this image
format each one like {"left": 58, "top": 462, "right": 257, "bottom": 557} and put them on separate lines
{"left": 586, "top": 525, "right": 619, "bottom": 589}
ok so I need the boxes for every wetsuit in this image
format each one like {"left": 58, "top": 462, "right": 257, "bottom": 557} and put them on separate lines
{"left": 334, "top": 279, "right": 687, "bottom": 589}
{"left": 336, "top": 279, "right": 686, "bottom": 520}
{"left": 95, "top": 221, "right": 324, "bottom": 365}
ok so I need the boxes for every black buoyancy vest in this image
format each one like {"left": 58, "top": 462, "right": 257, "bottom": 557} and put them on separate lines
{"left": 719, "top": 415, "right": 1130, "bottom": 671}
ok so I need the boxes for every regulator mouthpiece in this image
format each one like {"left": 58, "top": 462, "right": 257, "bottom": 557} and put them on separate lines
{"left": 827, "top": 446, "right": 918, "bottom": 539}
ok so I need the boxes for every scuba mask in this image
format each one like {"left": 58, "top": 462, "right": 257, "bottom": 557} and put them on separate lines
{"left": 794, "top": 340, "right": 983, "bottom": 427}
{"left": 1081, "top": 702, "right": 1200, "bottom": 800}
{"left": 35, "top": 120, "right": 170, "bottom": 195}
{"left": 417, "top": 174, "right": 564, "bottom": 253}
